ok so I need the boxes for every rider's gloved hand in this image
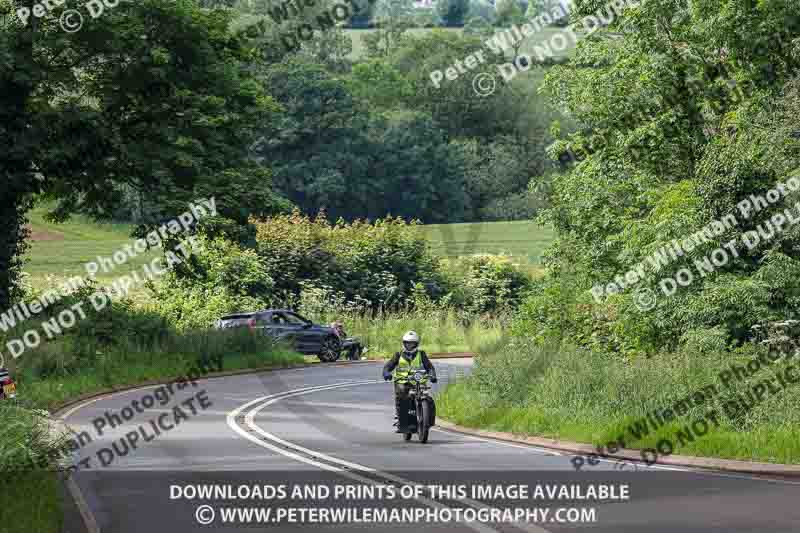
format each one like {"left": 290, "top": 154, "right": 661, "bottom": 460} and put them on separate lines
{"left": 431, "top": 377, "right": 438, "bottom": 383}
{"left": 383, "top": 371, "right": 392, "bottom": 381}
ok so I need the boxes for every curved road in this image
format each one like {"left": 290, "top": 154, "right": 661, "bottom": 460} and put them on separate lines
{"left": 60, "top": 359, "right": 800, "bottom": 532}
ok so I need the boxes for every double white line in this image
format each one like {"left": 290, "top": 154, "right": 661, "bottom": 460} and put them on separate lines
{"left": 227, "top": 380, "right": 552, "bottom": 533}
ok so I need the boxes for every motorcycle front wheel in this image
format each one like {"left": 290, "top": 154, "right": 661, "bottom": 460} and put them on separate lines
{"left": 417, "top": 400, "right": 431, "bottom": 443}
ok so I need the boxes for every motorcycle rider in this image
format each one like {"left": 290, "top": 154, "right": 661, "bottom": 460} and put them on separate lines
{"left": 382, "top": 331, "right": 437, "bottom": 432}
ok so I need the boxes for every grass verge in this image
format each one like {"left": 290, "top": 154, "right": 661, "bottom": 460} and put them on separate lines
{"left": 438, "top": 342, "right": 800, "bottom": 464}
{"left": 0, "top": 473, "right": 63, "bottom": 533}
{"left": 0, "top": 405, "right": 69, "bottom": 533}
{"left": 8, "top": 328, "right": 303, "bottom": 410}
{"left": 1, "top": 328, "right": 303, "bottom": 533}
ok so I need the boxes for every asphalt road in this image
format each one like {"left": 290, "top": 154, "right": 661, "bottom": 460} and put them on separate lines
{"left": 59, "top": 359, "right": 800, "bottom": 533}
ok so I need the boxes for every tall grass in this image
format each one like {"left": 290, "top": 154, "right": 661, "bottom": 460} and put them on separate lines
{"left": 0, "top": 473, "right": 63, "bottom": 533}
{"left": 0, "top": 404, "right": 67, "bottom": 533}
{"left": 298, "top": 306, "right": 509, "bottom": 357}
{"left": 9, "top": 328, "right": 302, "bottom": 410}
{"left": 439, "top": 341, "right": 800, "bottom": 464}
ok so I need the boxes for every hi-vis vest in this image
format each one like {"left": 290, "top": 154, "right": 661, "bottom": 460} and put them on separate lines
{"left": 394, "top": 352, "right": 424, "bottom": 383}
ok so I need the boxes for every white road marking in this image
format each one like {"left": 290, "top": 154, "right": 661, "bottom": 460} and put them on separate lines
{"left": 66, "top": 476, "right": 102, "bottom": 533}
{"left": 232, "top": 380, "right": 552, "bottom": 533}
{"left": 56, "top": 363, "right": 800, "bottom": 533}
{"left": 227, "top": 381, "right": 376, "bottom": 473}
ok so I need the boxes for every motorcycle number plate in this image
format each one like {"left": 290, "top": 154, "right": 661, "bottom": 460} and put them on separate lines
{"left": 3, "top": 383, "right": 15, "bottom": 396}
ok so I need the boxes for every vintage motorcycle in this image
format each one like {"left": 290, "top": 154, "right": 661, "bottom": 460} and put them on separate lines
{"left": 398, "top": 369, "right": 436, "bottom": 443}
{"left": 0, "top": 368, "right": 17, "bottom": 401}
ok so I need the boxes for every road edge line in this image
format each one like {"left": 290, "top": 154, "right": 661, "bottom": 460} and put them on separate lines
{"left": 65, "top": 475, "right": 101, "bottom": 533}
{"left": 436, "top": 419, "right": 800, "bottom": 478}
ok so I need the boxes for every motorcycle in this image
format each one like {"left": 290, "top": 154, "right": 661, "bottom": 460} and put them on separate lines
{"left": 0, "top": 368, "right": 17, "bottom": 401}
{"left": 399, "top": 369, "right": 436, "bottom": 443}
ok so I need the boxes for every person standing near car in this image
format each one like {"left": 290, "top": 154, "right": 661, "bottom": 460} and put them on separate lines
{"left": 382, "top": 331, "right": 437, "bottom": 432}
{"left": 330, "top": 320, "right": 364, "bottom": 361}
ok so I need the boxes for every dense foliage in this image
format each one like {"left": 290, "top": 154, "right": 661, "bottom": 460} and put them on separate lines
{"left": 0, "top": 0, "right": 554, "bottom": 309}
{"left": 521, "top": 0, "right": 800, "bottom": 357}
{"left": 0, "top": 0, "right": 288, "bottom": 310}
{"left": 149, "top": 211, "right": 533, "bottom": 329}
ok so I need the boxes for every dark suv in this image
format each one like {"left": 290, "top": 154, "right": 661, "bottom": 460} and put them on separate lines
{"left": 215, "top": 309, "right": 342, "bottom": 362}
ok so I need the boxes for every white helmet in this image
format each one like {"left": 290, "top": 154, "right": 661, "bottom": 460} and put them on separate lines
{"left": 402, "top": 331, "right": 420, "bottom": 353}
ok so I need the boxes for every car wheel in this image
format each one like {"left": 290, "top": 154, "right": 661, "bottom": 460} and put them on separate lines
{"left": 318, "top": 336, "right": 341, "bottom": 363}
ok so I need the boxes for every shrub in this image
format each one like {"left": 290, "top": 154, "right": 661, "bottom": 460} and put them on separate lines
{"left": 251, "top": 210, "right": 446, "bottom": 309}
{"left": 446, "top": 254, "right": 533, "bottom": 315}
{"left": 478, "top": 190, "right": 541, "bottom": 222}
{"left": 0, "top": 404, "right": 67, "bottom": 471}
{"left": 148, "top": 236, "right": 272, "bottom": 330}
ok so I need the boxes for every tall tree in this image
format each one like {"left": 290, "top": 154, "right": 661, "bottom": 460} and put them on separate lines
{"left": 363, "top": 0, "right": 416, "bottom": 57}
{"left": 0, "top": 0, "right": 287, "bottom": 307}
{"left": 436, "top": 0, "right": 470, "bottom": 26}
{"left": 537, "top": 0, "right": 800, "bottom": 351}
{"left": 258, "top": 58, "right": 470, "bottom": 222}
{"left": 494, "top": 0, "right": 527, "bottom": 59}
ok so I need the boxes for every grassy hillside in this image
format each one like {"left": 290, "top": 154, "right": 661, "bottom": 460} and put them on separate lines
{"left": 421, "top": 220, "right": 554, "bottom": 277}
{"left": 24, "top": 207, "right": 158, "bottom": 292}
{"left": 230, "top": 15, "right": 578, "bottom": 62}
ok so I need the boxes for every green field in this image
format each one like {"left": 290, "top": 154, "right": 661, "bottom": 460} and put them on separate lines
{"left": 348, "top": 26, "right": 578, "bottom": 60}
{"left": 231, "top": 15, "right": 578, "bottom": 62}
{"left": 24, "top": 207, "right": 158, "bottom": 293}
{"left": 421, "top": 220, "right": 554, "bottom": 276}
